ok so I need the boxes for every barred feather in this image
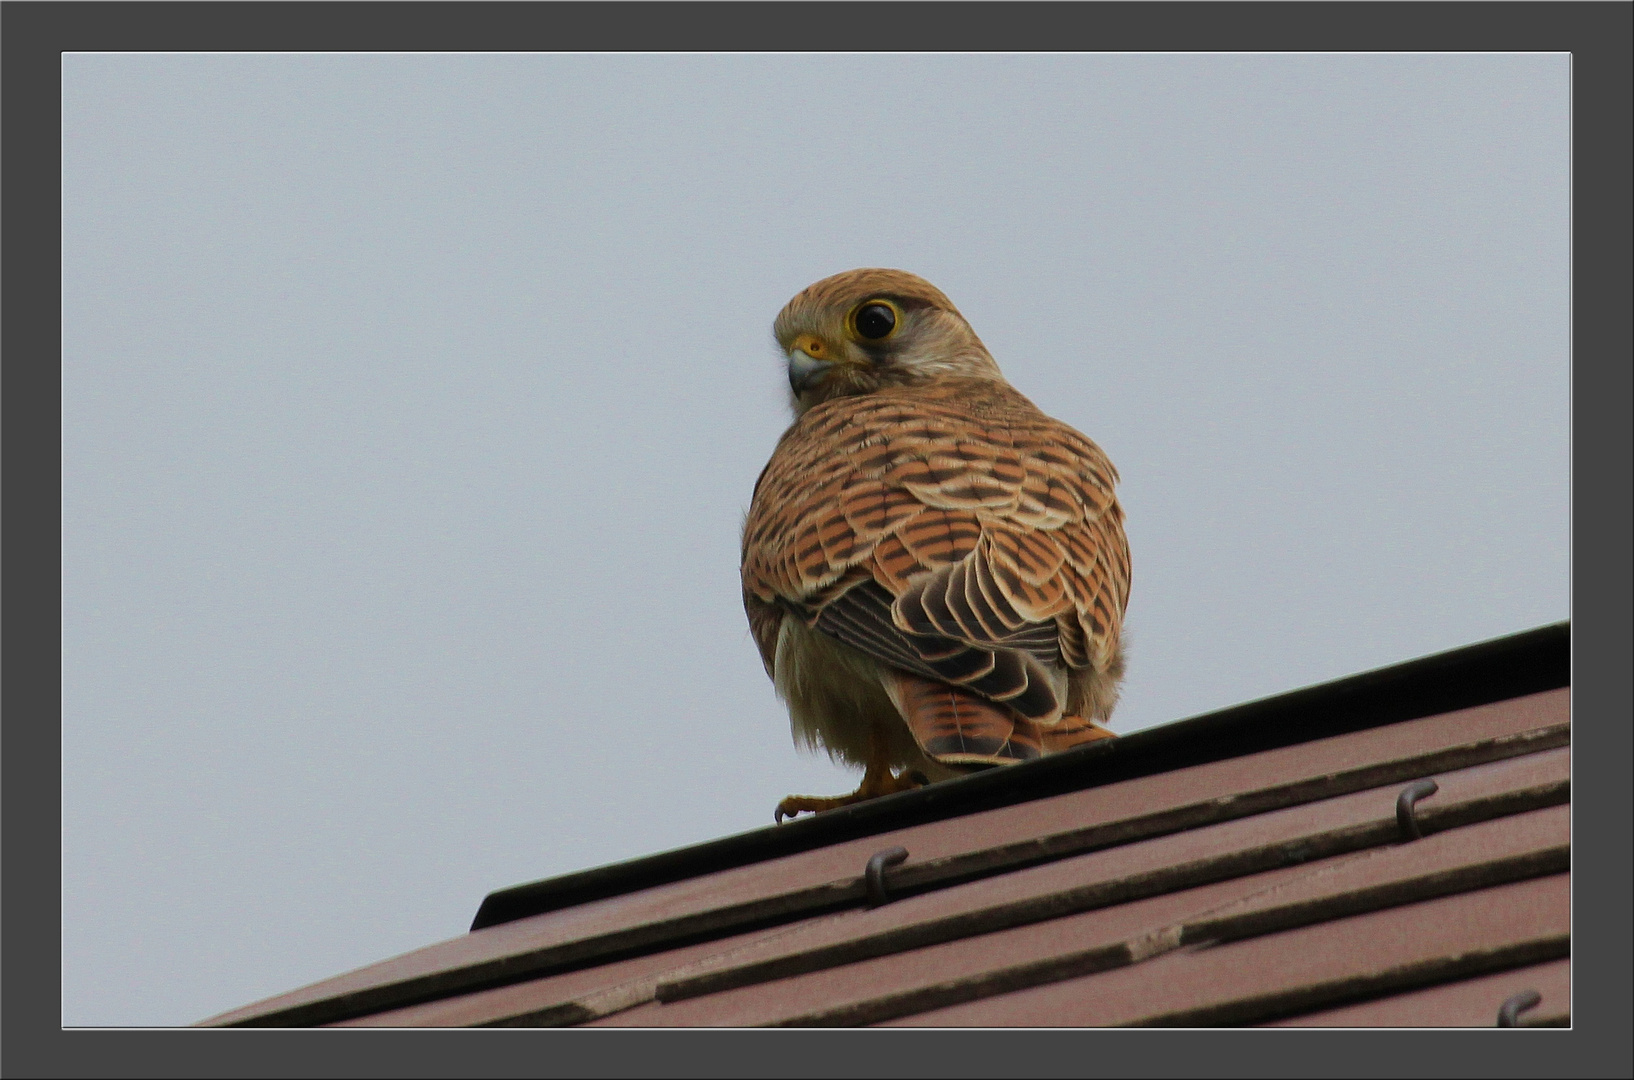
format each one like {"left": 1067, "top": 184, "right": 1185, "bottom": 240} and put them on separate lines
{"left": 744, "top": 381, "right": 1128, "bottom": 762}
{"left": 744, "top": 268, "right": 1129, "bottom": 772}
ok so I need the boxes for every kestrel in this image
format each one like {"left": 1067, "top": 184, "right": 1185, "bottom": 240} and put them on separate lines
{"left": 742, "top": 269, "right": 1130, "bottom": 823}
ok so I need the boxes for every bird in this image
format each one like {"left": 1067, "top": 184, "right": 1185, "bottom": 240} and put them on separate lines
{"left": 741, "top": 268, "right": 1131, "bottom": 823}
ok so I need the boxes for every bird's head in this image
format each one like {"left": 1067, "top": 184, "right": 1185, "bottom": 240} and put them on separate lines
{"left": 773, "top": 268, "right": 1006, "bottom": 414}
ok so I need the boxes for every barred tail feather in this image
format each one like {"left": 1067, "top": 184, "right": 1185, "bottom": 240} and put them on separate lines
{"left": 885, "top": 672, "right": 1042, "bottom": 766}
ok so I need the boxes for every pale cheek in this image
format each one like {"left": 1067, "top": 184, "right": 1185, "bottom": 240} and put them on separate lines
{"left": 879, "top": 350, "right": 933, "bottom": 380}
{"left": 846, "top": 369, "right": 885, "bottom": 395}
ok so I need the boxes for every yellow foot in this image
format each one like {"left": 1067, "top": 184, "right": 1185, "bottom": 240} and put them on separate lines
{"left": 774, "top": 769, "right": 927, "bottom": 824}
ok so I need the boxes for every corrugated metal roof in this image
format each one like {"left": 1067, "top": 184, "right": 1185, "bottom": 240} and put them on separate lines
{"left": 202, "top": 622, "right": 1569, "bottom": 1028}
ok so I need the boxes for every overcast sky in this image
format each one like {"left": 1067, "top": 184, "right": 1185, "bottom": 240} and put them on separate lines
{"left": 61, "top": 53, "right": 1568, "bottom": 1026}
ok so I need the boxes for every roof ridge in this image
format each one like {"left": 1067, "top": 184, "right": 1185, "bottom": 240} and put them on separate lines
{"left": 470, "top": 621, "right": 1569, "bottom": 931}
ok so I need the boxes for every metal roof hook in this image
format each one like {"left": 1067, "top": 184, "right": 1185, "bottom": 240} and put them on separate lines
{"left": 1395, "top": 779, "right": 1439, "bottom": 841}
{"left": 865, "top": 846, "right": 909, "bottom": 907}
{"left": 1497, "top": 989, "right": 1543, "bottom": 1027}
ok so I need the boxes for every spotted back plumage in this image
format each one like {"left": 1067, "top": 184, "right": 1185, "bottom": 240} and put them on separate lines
{"left": 742, "top": 375, "right": 1130, "bottom": 745}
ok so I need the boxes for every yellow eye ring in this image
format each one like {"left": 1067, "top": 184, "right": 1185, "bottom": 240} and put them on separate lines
{"left": 848, "top": 298, "right": 901, "bottom": 342}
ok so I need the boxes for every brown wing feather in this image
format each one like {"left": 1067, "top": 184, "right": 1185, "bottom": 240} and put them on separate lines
{"left": 743, "top": 589, "right": 783, "bottom": 678}
{"left": 742, "top": 378, "right": 1129, "bottom": 744}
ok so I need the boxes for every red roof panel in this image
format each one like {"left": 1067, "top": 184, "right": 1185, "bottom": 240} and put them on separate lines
{"left": 200, "top": 630, "right": 1571, "bottom": 1030}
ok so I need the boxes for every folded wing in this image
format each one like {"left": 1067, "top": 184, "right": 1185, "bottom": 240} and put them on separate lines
{"left": 742, "top": 381, "right": 1129, "bottom": 743}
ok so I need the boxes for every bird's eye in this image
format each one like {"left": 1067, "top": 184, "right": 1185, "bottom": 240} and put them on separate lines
{"left": 853, "top": 302, "right": 897, "bottom": 340}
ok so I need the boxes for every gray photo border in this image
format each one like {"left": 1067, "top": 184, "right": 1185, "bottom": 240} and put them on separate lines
{"left": 16, "top": 2, "right": 1629, "bottom": 1077}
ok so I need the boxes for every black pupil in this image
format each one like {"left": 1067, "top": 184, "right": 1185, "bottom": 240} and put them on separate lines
{"left": 855, "top": 303, "right": 896, "bottom": 339}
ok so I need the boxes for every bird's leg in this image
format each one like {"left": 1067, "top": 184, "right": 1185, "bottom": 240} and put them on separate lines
{"left": 775, "top": 722, "right": 926, "bottom": 823}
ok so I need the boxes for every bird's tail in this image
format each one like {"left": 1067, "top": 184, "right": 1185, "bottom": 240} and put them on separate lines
{"left": 885, "top": 672, "right": 1115, "bottom": 768}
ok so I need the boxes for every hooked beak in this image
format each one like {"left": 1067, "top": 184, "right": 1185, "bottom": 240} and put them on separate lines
{"left": 787, "top": 347, "right": 833, "bottom": 394}
{"left": 786, "top": 332, "right": 839, "bottom": 395}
